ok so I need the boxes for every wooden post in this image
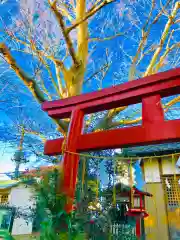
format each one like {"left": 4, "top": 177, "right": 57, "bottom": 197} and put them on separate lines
{"left": 140, "top": 195, "right": 143, "bottom": 209}
{"left": 136, "top": 218, "right": 141, "bottom": 239}
{"left": 142, "top": 95, "right": 164, "bottom": 126}
{"left": 62, "top": 108, "right": 84, "bottom": 213}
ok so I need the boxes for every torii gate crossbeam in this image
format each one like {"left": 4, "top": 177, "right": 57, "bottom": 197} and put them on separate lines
{"left": 42, "top": 67, "right": 180, "bottom": 212}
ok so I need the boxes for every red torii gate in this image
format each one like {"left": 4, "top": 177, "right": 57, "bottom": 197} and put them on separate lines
{"left": 42, "top": 67, "right": 180, "bottom": 213}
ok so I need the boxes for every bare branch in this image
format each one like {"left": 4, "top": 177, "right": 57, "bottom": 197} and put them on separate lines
{"left": 144, "top": 1, "right": 180, "bottom": 76}
{"left": 128, "top": 0, "right": 155, "bottom": 81}
{"left": 153, "top": 42, "right": 180, "bottom": 73}
{"left": 0, "top": 43, "right": 46, "bottom": 103}
{"left": 67, "top": 0, "right": 116, "bottom": 33}
{"left": 48, "top": 0, "right": 79, "bottom": 66}
{"left": 110, "top": 117, "right": 142, "bottom": 128}
{"left": 128, "top": 0, "right": 173, "bottom": 80}
{"left": 30, "top": 41, "right": 61, "bottom": 98}
{"left": 56, "top": 2, "right": 74, "bottom": 22}
{"left": 85, "top": 62, "right": 109, "bottom": 83}
{"left": 24, "top": 129, "right": 47, "bottom": 143}
{"left": 0, "top": 43, "right": 68, "bottom": 135}
{"left": 4, "top": 29, "right": 65, "bottom": 70}
{"left": 88, "top": 32, "right": 125, "bottom": 42}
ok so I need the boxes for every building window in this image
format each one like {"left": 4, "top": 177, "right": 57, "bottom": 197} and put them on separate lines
{"left": 0, "top": 208, "right": 15, "bottom": 231}
{"left": 162, "top": 175, "right": 180, "bottom": 207}
{"left": 134, "top": 197, "right": 140, "bottom": 208}
{"left": 1, "top": 214, "right": 11, "bottom": 229}
{"left": 0, "top": 195, "right": 8, "bottom": 204}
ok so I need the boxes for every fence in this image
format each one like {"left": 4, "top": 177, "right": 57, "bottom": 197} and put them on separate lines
{"left": 111, "top": 224, "right": 137, "bottom": 240}
{"left": 90, "top": 223, "right": 137, "bottom": 240}
{"left": 162, "top": 175, "right": 180, "bottom": 240}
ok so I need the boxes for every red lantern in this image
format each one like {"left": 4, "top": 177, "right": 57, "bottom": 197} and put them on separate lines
{"left": 126, "top": 187, "right": 152, "bottom": 238}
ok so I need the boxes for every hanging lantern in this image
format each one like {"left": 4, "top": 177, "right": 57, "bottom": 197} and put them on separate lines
{"left": 126, "top": 187, "right": 152, "bottom": 219}
{"left": 125, "top": 187, "right": 153, "bottom": 239}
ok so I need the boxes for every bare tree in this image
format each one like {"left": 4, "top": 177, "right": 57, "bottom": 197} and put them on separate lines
{"left": 0, "top": 0, "right": 179, "bottom": 152}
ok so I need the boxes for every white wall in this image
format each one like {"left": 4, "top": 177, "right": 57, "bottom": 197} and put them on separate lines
{"left": 143, "top": 156, "right": 180, "bottom": 183}
{"left": 161, "top": 156, "right": 180, "bottom": 175}
{"left": 9, "top": 184, "right": 35, "bottom": 235}
{"left": 143, "top": 158, "right": 161, "bottom": 183}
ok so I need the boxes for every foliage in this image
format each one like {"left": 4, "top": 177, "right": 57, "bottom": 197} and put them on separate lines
{"left": 29, "top": 165, "right": 100, "bottom": 239}
{"left": 0, "top": 230, "right": 15, "bottom": 240}
{"left": 33, "top": 168, "right": 69, "bottom": 238}
{"left": 25, "top": 160, "right": 121, "bottom": 239}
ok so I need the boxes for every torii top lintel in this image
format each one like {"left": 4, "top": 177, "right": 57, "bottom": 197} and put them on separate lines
{"left": 42, "top": 67, "right": 180, "bottom": 119}
{"left": 42, "top": 67, "right": 180, "bottom": 213}
{"left": 42, "top": 67, "right": 180, "bottom": 156}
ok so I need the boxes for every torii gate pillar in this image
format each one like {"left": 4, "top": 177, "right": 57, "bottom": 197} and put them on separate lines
{"left": 62, "top": 109, "right": 84, "bottom": 212}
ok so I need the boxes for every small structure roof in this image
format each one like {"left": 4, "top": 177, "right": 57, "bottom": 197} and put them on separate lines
{"left": 0, "top": 180, "right": 20, "bottom": 190}
{"left": 102, "top": 182, "right": 152, "bottom": 198}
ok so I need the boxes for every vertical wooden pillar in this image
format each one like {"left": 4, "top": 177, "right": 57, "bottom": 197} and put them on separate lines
{"left": 142, "top": 95, "right": 164, "bottom": 126}
{"left": 136, "top": 218, "right": 141, "bottom": 239}
{"left": 140, "top": 195, "right": 143, "bottom": 209}
{"left": 62, "top": 108, "right": 84, "bottom": 213}
{"left": 139, "top": 95, "right": 164, "bottom": 239}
